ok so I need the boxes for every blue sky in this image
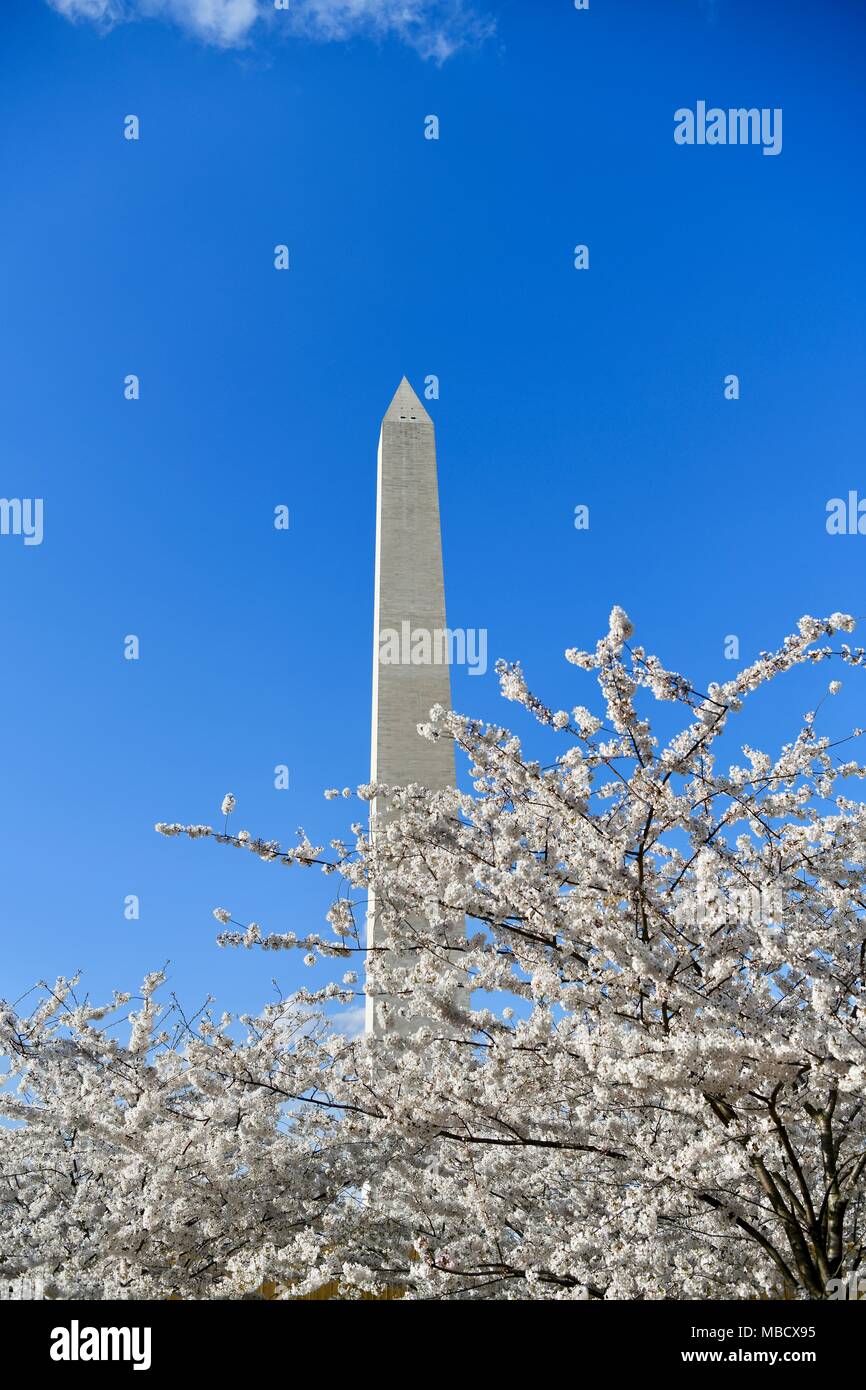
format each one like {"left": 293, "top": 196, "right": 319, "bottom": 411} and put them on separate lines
{"left": 1, "top": 0, "right": 864, "bottom": 1022}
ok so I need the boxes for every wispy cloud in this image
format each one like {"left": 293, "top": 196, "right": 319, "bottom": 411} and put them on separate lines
{"left": 45, "top": 0, "right": 495, "bottom": 59}
{"left": 285, "top": 0, "right": 494, "bottom": 61}
{"left": 328, "top": 1001, "right": 366, "bottom": 1041}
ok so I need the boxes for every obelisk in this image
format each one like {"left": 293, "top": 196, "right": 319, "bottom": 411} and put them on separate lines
{"left": 366, "top": 378, "right": 455, "bottom": 1035}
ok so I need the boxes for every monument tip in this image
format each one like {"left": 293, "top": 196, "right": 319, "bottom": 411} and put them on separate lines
{"left": 383, "top": 376, "right": 432, "bottom": 425}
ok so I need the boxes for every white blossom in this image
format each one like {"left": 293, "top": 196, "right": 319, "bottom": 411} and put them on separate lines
{"left": 5, "top": 608, "right": 866, "bottom": 1303}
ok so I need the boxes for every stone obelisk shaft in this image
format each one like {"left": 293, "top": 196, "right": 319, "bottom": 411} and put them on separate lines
{"left": 367, "top": 378, "right": 455, "bottom": 1035}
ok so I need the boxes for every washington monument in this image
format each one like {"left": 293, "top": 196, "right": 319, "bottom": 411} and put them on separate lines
{"left": 366, "top": 378, "right": 455, "bottom": 1035}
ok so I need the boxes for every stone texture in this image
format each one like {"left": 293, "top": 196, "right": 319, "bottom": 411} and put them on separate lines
{"left": 366, "top": 378, "right": 455, "bottom": 1035}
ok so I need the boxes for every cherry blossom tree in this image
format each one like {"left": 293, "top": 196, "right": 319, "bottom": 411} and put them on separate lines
{"left": 0, "top": 971, "right": 367, "bottom": 1299}
{"left": 3, "top": 607, "right": 866, "bottom": 1300}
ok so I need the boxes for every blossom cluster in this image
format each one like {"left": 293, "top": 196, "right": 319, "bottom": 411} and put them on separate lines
{"left": 4, "top": 609, "right": 866, "bottom": 1300}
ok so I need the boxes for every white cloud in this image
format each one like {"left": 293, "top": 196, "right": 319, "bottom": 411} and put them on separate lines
{"left": 328, "top": 1002, "right": 366, "bottom": 1041}
{"left": 47, "top": 0, "right": 263, "bottom": 46}
{"left": 285, "top": 0, "right": 495, "bottom": 62}
{"left": 47, "top": 0, "right": 122, "bottom": 20}
{"left": 45, "top": 0, "right": 495, "bottom": 58}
